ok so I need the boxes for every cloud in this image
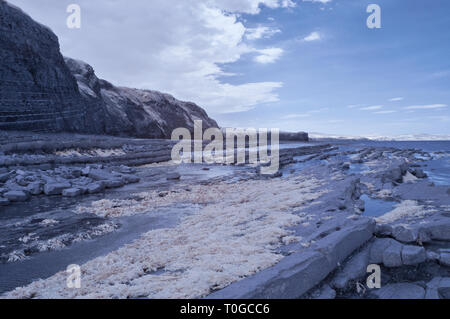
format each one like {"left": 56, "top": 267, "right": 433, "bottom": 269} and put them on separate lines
{"left": 280, "top": 107, "right": 328, "bottom": 119}
{"left": 360, "top": 105, "right": 384, "bottom": 111}
{"left": 246, "top": 26, "right": 281, "bottom": 40}
{"left": 374, "top": 110, "right": 397, "bottom": 114}
{"left": 9, "top": 0, "right": 292, "bottom": 114}
{"left": 389, "top": 97, "right": 404, "bottom": 102}
{"left": 347, "top": 104, "right": 362, "bottom": 109}
{"left": 212, "top": 0, "right": 296, "bottom": 14}
{"left": 281, "top": 114, "right": 311, "bottom": 119}
{"left": 303, "top": 31, "right": 321, "bottom": 42}
{"left": 254, "top": 48, "right": 284, "bottom": 64}
{"left": 302, "top": 0, "right": 333, "bottom": 4}
{"left": 404, "top": 104, "right": 448, "bottom": 110}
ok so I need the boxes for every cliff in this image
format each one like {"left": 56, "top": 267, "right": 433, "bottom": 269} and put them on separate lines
{"left": 0, "top": 0, "right": 218, "bottom": 138}
{"left": 0, "top": 0, "right": 105, "bottom": 133}
{"left": 65, "top": 58, "right": 218, "bottom": 139}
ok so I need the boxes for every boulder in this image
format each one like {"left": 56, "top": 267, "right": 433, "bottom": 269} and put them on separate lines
{"left": 26, "top": 182, "right": 43, "bottom": 195}
{"left": 392, "top": 225, "right": 418, "bottom": 243}
{"left": 104, "top": 179, "right": 125, "bottom": 189}
{"left": 121, "top": 174, "right": 140, "bottom": 183}
{"left": 425, "top": 277, "right": 450, "bottom": 299}
{"left": 62, "top": 188, "right": 83, "bottom": 197}
{"left": 87, "top": 183, "right": 105, "bottom": 194}
{"left": 421, "top": 220, "right": 450, "bottom": 241}
{"left": 44, "top": 182, "right": 71, "bottom": 195}
{"left": 89, "top": 169, "right": 115, "bottom": 181}
{"left": 411, "top": 169, "right": 427, "bottom": 179}
{"left": 372, "top": 283, "right": 425, "bottom": 299}
{"left": 331, "top": 248, "right": 370, "bottom": 290}
{"left": 0, "top": 173, "right": 11, "bottom": 183}
{"left": 382, "top": 240, "right": 403, "bottom": 268}
{"left": 369, "top": 238, "right": 395, "bottom": 264}
{"left": 401, "top": 245, "right": 426, "bottom": 266}
{"left": 3, "top": 190, "right": 29, "bottom": 202}
{"left": 440, "top": 253, "right": 450, "bottom": 267}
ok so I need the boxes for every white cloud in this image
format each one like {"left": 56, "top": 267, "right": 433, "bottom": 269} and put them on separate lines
{"left": 9, "top": 0, "right": 292, "bottom": 114}
{"left": 281, "top": 114, "right": 311, "bottom": 119}
{"left": 246, "top": 26, "right": 281, "bottom": 40}
{"left": 404, "top": 104, "right": 448, "bottom": 110}
{"left": 303, "top": 31, "right": 321, "bottom": 42}
{"left": 254, "top": 48, "right": 284, "bottom": 64}
{"left": 389, "top": 97, "right": 404, "bottom": 102}
{"left": 360, "top": 105, "right": 384, "bottom": 111}
{"left": 211, "top": 0, "right": 296, "bottom": 14}
{"left": 374, "top": 110, "right": 397, "bottom": 114}
{"left": 302, "top": 0, "right": 333, "bottom": 4}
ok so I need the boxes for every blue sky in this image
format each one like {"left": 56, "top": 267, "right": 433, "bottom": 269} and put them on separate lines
{"left": 9, "top": 0, "right": 450, "bottom": 136}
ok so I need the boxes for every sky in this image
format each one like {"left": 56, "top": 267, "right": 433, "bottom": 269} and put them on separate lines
{"left": 8, "top": 0, "right": 450, "bottom": 137}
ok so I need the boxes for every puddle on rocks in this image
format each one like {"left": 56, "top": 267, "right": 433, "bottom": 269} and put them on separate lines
{"left": 347, "top": 163, "right": 370, "bottom": 175}
{"left": 360, "top": 194, "right": 396, "bottom": 218}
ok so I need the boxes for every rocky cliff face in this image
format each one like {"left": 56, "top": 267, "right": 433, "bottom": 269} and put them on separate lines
{"left": 65, "top": 58, "right": 218, "bottom": 139}
{"left": 0, "top": 1, "right": 218, "bottom": 138}
{"left": 0, "top": 1, "right": 105, "bottom": 133}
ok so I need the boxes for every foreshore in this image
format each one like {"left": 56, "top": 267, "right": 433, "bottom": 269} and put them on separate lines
{"left": 0, "top": 131, "right": 449, "bottom": 299}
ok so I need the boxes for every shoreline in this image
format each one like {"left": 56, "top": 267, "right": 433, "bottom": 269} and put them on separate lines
{"left": 0, "top": 131, "right": 449, "bottom": 299}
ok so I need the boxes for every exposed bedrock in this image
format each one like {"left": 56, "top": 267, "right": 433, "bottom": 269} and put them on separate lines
{"left": 207, "top": 218, "right": 375, "bottom": 299}
{"left": 0, "top": 1, "right": 105, "bottom": 133}
{"left": 65, "top": 57, "right": 218, "bottom": 139}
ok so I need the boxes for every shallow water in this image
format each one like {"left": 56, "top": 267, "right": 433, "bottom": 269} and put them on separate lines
{"left": 0, "top": 163, "right": 254, "bottom": 294}
{"left": 0, "top": 204, "right": 197, "bottom": 294}
{"left": 424, "top": 155, "right": 450, "bottom": 186}
{"left": 360, "top": 194, "right": 396, "bottom": 218}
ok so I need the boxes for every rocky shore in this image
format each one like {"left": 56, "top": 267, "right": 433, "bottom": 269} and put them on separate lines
{"left": 0, "top": 132, "right": 448, "bottom": 299}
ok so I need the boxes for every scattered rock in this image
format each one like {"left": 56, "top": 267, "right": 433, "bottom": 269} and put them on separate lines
{"left": 3, "top": 190, "right": 29, "bottom": 202}
{"left": 0, "top": 173, "right": 11, "bottom": 183}
{"left": 44, "top": 182, "right": 71, "bottom": 195}
{"left": 121, "top": 174, "right": 140, "bottom": 183}
{"left": 382, "top": 240, "right": 403, "bottom": 268}
{"left": 425, "top": 277, "right": 450, "bottom": 299}
{"left": 392, "top": 225, "right": 418, "bottom": 243}
{"left": 369, "top": 238, "right": 395, "bottom": 264}
{"left": 440, "top": 253, "right": 450, "bottom": 267}
{"left": 411, "top": 169, "right": 427, "bottom": 179}
{"left": 87, "top": 183, "right": 104, "bottom": 194}
{"left": 372, "top": 283, "right": 425, "bottom": 299}
{"left": 89, "top": 169, "right": 115, "bottom": 181}
{"left": 62, "top": 188, "right": 83, "bottom": 197}
{"left": 331, "top": 248, "right": 370, "bottom": 290}
{"left": 104, "top": 179, "right": 125, "bottom": 188}
{"left": 401, "top": 245, "right": 426, "bottom": 266}
{"left": 26, "top": 182, "right": 43, "bottom": 195}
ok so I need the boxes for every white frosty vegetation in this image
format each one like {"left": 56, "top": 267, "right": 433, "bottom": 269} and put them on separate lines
{"left": 4, "top": 176, "right": 327, "bottom": 299}
{"left": 375, "top": 200, "right": 436, "bottom": 224}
